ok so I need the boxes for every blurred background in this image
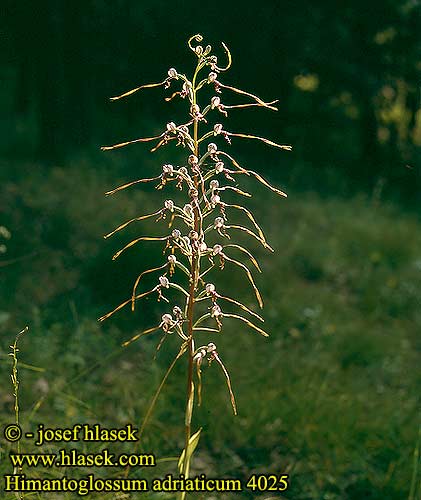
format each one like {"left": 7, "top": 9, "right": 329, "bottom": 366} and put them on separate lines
{"left": 1, "top": 1, "right": 421, "bottom": 499}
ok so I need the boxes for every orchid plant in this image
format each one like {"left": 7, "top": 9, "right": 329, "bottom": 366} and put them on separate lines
{"left": 100, "top": 34, "right": 291, "bottom": 497}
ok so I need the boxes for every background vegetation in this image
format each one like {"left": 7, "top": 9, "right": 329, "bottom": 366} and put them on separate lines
{"left": 1, "top": 1, "right": 420, "bottom": 498}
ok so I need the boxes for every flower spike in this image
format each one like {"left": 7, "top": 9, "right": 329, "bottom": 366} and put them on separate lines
{"left": 100, "top": 35, "right": 290, "bottom": 484}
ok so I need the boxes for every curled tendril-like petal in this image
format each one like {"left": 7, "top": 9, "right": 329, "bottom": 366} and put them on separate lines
{"left": 150, "top": 135, "right": 178, "bottom": 153}
{"left": 110, "top": 80, "right": 168, "bottom": 101}
{"left": 101, "top": 133, "right": 165, "bottom": 151}
{"left": 131, "top": 264, "right": 168, "bottom": 311}
{"left": 222, "top": 203, "right": 268, "bottom": 245}
{"left": 122, "top": 326, "right": 160, "bottom": 348}
{"left": 217, "top": 186, "right": 252, "bottom": 198}
{"left": 223, "top": 244, "right": 262, "bottom": 273}
{"left": 216, "top": 81, "right": 276, "bottom": 110}
{"left": 217, "top": 151, "right": 248, "bottom": 173}
{"left": 188, "top": 34, "right": 204, "bottom": 53}
{"left": 216, "top": 293, "right": 264, "bottom": 322}
{"left": 230, "top": 167, "right": 288, "bottom": 198}
{"left": 105, "top": 176, "right": 161, "bottom": 196}
{"left": 223, "top": 100, "right": 279, "bottom": 112}
{"left": 215, "top": 353, "right": 237, "bottom": 415}
{"left": 222, "top": 313, "right": 269, "bottom": 337}
{"left": 104, "top": 210, "right": 162, "bottom": 239}
{"left": 224, "top": 131, "right": 292, "bottom": 151}
{"left": 222, "top": 253, "right": 264, "bottom": 308}
{"left": 112, "top": 236, "right": 168, "bottom": 260}
{"left": 99, "top": 287, "right": 158, "bottom": 322}
{"left": 224, "top": 224, "right": 273, "bottom": 252}
{"left": 214, "top": 42, "right": 232, "bottom": 72}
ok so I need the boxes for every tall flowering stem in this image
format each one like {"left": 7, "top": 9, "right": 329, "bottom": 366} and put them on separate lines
{"left": 100, "top": 34, "right": 291, "bottom": 493}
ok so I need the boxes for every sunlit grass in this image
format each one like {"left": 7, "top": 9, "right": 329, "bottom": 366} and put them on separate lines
{"left": 0, "top": 164, "right": 420, "bottom": 499}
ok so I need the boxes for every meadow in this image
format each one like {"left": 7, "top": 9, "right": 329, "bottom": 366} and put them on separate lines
{"left": 1, "top": 159, "right": 420, "bottom": 499}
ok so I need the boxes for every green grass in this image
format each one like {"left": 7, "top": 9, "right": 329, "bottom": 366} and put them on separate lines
{"left": 0, "top": 161, "right": 420, "bottom": 499}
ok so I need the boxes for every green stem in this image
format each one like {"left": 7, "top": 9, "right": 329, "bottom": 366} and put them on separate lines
{"left": 11, "top": 327, "right": 28, "bottom": 500}
{"left": 181, "top": 59, "right": 202, "bottom": 489}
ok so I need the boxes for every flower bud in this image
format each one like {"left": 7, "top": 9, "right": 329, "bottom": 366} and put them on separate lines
{"left": 189, "top": 230, "right": 199, "bottom": 240}
{"left": 159, "top": 276, "right": 170, "bottom": 288}
{"left": 171, "top": 229, "right": 181, "bottom": 239}
{"left": 179, "top": 125, "right": 189, "bottom": 134}
{"left": 208, "top": 72, "right": 218, "bottom": 83}
{"left": 190, "top": 104, "right": 200, "bottom": 114}
{"left": 208, "top": 143, "right": 218, "bottom": 154}
{"left": 195, "top": 45, "right": 203, "bottom": 55}
{"left": 178, "top": 166, "right": 188, "bottom": 176}
{"left": 168, "top": 68, "right": 177, "bottom": 78}
{"left": 206, "top": 283, "right": 216, "bottom": 294}
{"left": 189, "top": 188, "right": 199, "bottom": 198}
{"left": 210, "top": 179, "right": 219, "bottom": 189}
{"left": 166, "top": 122, "right": 177, "bottom": 132}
